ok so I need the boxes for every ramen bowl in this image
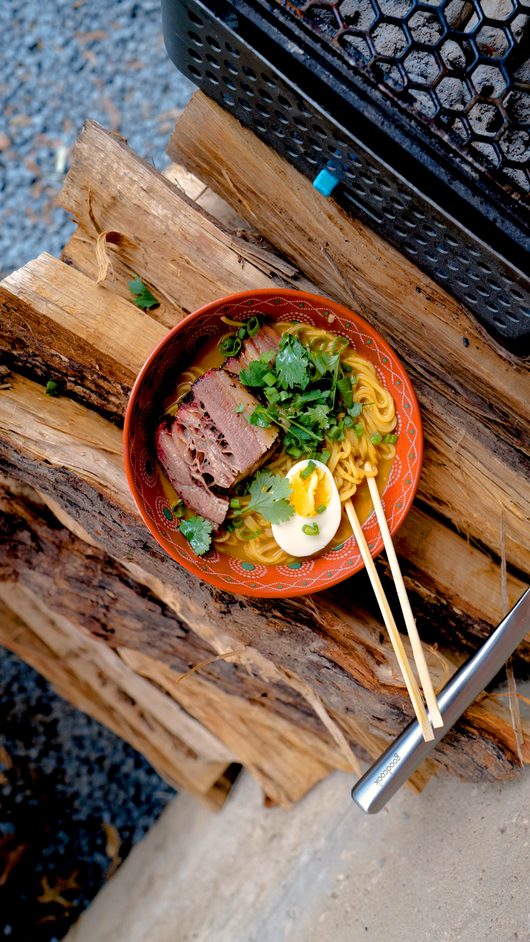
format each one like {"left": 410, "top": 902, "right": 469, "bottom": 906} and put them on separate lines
{"left": 123, "top": 288, "right": 423, "bottom": 598}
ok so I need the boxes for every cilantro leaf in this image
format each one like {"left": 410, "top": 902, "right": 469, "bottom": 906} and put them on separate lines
{"left": 275, "top": 336, "right": 311, "bottom": 390}
{"left": 245, "top": 470, "right": 295, "bottom": 524}
{"left": 347, "top": 402, "right": 363, "bottom": 418}
{"left": 247, "top": 406, "right": 273, "bottom": 428}
{"left": 239, "top": 358, "right": 273, "bottom": 388}
{"left": 302, "top": 403, "right": 331, "bottom": 429}
{"left": 337, "top": 377, "right": 353, "bottom": 409}
{"left": 313, "top": 350, "right": 340, "bottom": 379}
{"left": 179, "top": 516, "right": 213, "bottom": 556}
{"left": 128, "top": 276, "right": 160, "bottom": 310}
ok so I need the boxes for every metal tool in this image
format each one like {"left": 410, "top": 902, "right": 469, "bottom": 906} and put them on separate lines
{"left": 351, "top": 588, "right": 530, "bottom": 814}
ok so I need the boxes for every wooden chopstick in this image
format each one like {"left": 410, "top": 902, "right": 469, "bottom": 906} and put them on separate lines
{"left": 345, "top": 499, "right": 435, "bottom": 743}
{"left": 364, "top": 468, "right": 444, "bottom": 729}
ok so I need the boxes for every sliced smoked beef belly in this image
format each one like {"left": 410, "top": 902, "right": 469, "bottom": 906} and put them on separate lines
{"left": 155, "top": 368, "right": 278, "bottom": 526}
{"left": 155, "top": 420, "right": 229, "bottom": 527}
{"left": 225, "top": 324, "right": 280, "bottom": 376}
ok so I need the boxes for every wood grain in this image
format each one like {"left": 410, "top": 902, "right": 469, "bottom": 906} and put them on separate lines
{"left": 0, "top": 590, "right": 231, "bottom": 809}
{"left": 0, "top": 382, "right": 526, "bottom": 784}
{"left": 56, "top": 119, "right": 315, "bottom": 323}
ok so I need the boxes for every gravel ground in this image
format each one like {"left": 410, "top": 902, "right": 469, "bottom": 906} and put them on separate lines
{"left": 0, "top": 0, "right": 195, "bottom": 274}
{"left": 1, "top": 2, "right": 195, "bottom": 938}
{"left": 0, "top": 649, "right": 176, "bottom": 942}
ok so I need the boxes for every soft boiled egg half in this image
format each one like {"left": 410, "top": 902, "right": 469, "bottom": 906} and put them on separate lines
{"left": 271, "top": 459, "right": 342, "bottom": 557}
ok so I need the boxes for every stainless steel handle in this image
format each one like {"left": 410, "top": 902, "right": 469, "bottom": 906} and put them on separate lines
{"left": 351, "top": 587, "right": 530, "bottom": 814}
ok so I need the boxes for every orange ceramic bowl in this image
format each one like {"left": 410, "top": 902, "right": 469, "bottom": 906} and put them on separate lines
{"left": 123, "top": 289, "right": 423, "bottom": 598}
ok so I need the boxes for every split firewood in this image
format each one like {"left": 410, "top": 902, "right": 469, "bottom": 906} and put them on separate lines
{"left": 0, "top": 411, "right": 527, "bottom": 785}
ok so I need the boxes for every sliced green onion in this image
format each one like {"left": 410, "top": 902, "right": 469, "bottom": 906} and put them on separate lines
{"left": 230, "top": 497, "right": 241, "bottom": 510}
{"left": 302, "top": 523, "right": 320, "bottom": 536}
{"left": 220, "top": 335, "right": 242, "bottom": 356}
{"left": 310, "top": 336, "right": 328, "bottom": 352}
{"left": 238, "top": 326, "right": 247, "bottom": 339}
{"left": 384, "top": 433, "right": 398, "bottom": 443}
{"left": 263, "top": 371, "right": 277, "bottom": 387}
{"left": 286, "top": 445, "right": 303, "bottom": 459}
{"left": 316, "top": 504, "right": 327, "bottom": 515}
{"left": 320, "top": 449, "right": 331, "bottom": 465}
{"left": 300, "top": 460, "right": 316, "bottom": 480}
{"left": 240, "top": 526, "right": 262, "bottom": 541}
{"left": 264, "top": 387, "right": 280, "bottom": 404}
{"left": 233, "top": 516, "right": 244, "bottom": 529}
{"left": 343, "top": 415, "right": 354, "bottom": 428}
{"left": 45, "top": 380, "right": 58, "bottom": 397}
{"left": 171, "top": 500, "right": 186, "bottom": 518}
{"left": 226, "top": 520, "right": 235, "bottom": 533}
{"left": 331, "top": 336, "right": 349, "bottom": 354}
{"left": 247, "top": 315, "right": 260, "bottom": 337}
{"left": 353, "top": 424, "right": 364, "bottom": 438}
{"left": 234, "top": 403, "right": 245, "bottom": 413}
{"left": 370, "top": 432, "right": 383, "bottom": 445}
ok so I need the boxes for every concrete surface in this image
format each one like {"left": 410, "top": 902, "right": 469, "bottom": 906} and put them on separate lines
{"left": 65, "top": 765, "right": 530, "bottom": 942}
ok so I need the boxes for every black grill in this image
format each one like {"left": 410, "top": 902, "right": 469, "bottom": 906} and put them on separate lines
{"left": 162, "top": 0, "right": 530, "bottom": 355}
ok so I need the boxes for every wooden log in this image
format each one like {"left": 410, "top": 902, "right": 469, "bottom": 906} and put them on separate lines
{"left": 0, "top": 592, "right": 231, "bottom": 810}
{"left": 0, "top": 379, "right": 526, "bottom": 784}
{"left": 0, "top": 254, "right": 167, "bottom": 422}
{"left": 0, "top": 478, "right": 362, "bottom": 747}
{"left": 55, "top": 120, "right": 315, "bottom": 323}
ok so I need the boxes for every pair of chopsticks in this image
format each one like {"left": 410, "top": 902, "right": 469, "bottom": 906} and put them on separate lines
{"left": 345, "top": 465, "right": 443, "bottom": 742}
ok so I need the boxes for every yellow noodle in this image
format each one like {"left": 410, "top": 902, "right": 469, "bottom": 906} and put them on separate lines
{"left": 212, "top": 321, "right": 397, "bottom": 565}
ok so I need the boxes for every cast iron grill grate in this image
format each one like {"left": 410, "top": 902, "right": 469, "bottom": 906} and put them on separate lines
{"left": 162, "top": 0, "right": 530, "bottom": 355}
{"left": 274, "top": 0, "right": 530, "bottom": 205}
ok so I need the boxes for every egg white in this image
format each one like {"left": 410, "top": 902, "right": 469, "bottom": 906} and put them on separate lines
{"left": 271, "top": 459, "right": 342, "bottom": 557}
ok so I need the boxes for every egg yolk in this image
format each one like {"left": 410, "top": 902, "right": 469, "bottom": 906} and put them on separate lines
{"left": 290, "top": 467, "right": 333, "bottom": 517}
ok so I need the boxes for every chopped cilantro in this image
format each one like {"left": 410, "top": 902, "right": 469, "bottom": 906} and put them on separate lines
{"left": 275, "top": 335, "right": 311, "bottom": 390}
{"left": 45, "top": 380, "right": 58, "bottom": 397}
{"left": 303, "top": 403, "right": 330, "bottom": 429}
{"left": 347, "top": 402, "right": 363, "bottom": 418}
{"left": 336, "top": 377, "right": 353, "bottom": 408}
{"left": 239, "top": 357, "right": 273, "bottom": 388}
{"left": 128, "top": 276, "right": 160, "bottom": 310}
{"left": 247, "top": 406, "right": 272, "bottom": 428}
{"left": 179, "top": 515, "right": 213, "bottom": 556}
{"left": 244, "top": 470, "right": 295, "bottom": 525}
